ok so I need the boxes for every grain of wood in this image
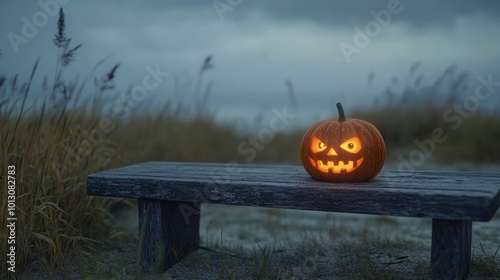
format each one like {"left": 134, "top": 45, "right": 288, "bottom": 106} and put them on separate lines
{"left": 88, "top": 161, "right": 500, "bottom": 221}
{"left": 431, "top": 219, "right": 472, "bottom": 279}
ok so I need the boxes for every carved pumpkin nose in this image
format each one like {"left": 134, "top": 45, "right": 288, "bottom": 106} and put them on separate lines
{"left": 327, "top": 148, "right": 337, "bottom": 156}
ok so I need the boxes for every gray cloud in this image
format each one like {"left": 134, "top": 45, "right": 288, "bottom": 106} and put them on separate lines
{"left": 248, "top": 0, "right": 500, "bottom": 27}
{"left": 111, "top": 0, "right": 500, "bottom": 28}
{"left": 1, "top": 0, "right": 499, "bottom": 124}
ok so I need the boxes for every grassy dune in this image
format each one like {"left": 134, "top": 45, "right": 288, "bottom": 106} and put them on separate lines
{"left": 354, "top": 107, "right": 500, "bottom": 163}
{"left": 1, "top": 9, "right": 500, "bottom": 278}
{"left": 353, "top": 63, "right": 500, "bottom": 164}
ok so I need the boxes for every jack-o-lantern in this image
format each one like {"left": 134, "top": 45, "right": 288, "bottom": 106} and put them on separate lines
{"left": 300, "top": 103, "right": 385, "bottom": 182}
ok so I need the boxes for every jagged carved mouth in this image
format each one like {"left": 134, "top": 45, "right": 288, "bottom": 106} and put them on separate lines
{"left": 309, "top": 157, "right": 364, "bottom": 173}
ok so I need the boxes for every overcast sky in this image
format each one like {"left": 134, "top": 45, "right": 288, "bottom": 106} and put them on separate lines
{"left": 1, "top": 0, "right": 499, "bottom": 125}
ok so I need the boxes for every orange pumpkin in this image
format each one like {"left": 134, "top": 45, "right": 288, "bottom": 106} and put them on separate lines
{"left": 300, "top": 103, "right": 386, "bottom": 182}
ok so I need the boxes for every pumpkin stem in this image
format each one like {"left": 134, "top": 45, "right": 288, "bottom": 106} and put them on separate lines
{"left": 336, "top": 102, "right": 346, "bottom": 121}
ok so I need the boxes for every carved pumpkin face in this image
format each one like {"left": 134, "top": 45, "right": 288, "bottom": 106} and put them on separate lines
{"left": 300, "top": 103, "right": 386, "bottom": 182}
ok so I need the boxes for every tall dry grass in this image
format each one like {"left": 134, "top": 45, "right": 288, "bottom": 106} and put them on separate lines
{"left": 1, "top": 9, "right": 122, "bottom": 276}
{"left": 0, "top": 9, "right": 246, "bottom": 277}
{"left": 353, "top": 63, "right": 500, "bottom": 163}
{"left": 1, "top": 8, "right": 499, "bottom": 278}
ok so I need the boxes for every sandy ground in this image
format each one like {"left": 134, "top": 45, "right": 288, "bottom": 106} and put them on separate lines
{"left": 106, "top": 203, "right": 500, "bottom": 279}
{"left": 20, "top": 203, "right": 500, "bottom": 279}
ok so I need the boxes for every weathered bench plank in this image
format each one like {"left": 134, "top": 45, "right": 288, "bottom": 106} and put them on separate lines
{"left": 88, "top": 161, "right": 500, "bottom": 221}
{"left": 87, "top": 161, "right": 500, "bottom": 279}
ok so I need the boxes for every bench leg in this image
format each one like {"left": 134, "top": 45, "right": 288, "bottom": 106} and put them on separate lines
{"left": 430, "top": 219, "right": 472, "bottom": 280}
{"left": 138, "top": 199, "right": 200, "bottom": 274}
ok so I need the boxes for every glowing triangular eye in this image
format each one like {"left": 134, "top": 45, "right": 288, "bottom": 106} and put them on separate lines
{"left": 340, "top": 137, "right": 362, "bottom": 154}
{"left": 311, "top": 136, "right": 327, "bottom": 153}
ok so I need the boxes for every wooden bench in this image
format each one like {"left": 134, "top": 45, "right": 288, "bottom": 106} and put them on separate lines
{"left": 87, "top": 161, "right": 500, "bottom": 279}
